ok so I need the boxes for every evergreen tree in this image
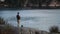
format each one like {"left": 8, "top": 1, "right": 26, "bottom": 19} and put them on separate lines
{"left": 46, "top": 0, "right": 52, "bottom": 7}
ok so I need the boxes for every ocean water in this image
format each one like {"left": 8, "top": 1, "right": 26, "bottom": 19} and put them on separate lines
{"left": 0, "top": 9, "right": 60, "bottom": 32}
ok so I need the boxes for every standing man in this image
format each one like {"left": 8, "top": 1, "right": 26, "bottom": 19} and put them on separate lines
{"left": 16, "top": 12, "right": 20, "bottom": 24}
{"left": 16, "top": 12, "right": 20, "bottom": 34}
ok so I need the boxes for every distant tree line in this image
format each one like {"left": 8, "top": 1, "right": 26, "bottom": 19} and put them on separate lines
{"left": 1, "top": 0, "right": 60, "bottom": 8}
{"left": 4, "top": 0, "right": 26, "bottom": 8}
{"left": 39, "top": 0, "right": 52, "bottom": 7}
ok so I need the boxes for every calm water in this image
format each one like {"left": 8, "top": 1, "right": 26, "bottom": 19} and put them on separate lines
{"left": 0, "top": 9, "right": 60, "bottom": 32}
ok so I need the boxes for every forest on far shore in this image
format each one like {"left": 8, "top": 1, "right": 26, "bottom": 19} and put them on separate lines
{"left": 0, "top": 0, "right": 60, "bottom": 9}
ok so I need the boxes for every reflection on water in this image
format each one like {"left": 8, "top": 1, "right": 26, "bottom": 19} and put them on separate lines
{"left": 0, "top": 10, "right": 60, "bottom": 32}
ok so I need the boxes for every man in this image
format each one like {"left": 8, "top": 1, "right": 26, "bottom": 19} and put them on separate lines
{"left": 16, "top": 12, "right": 21, "bottom": 34}
{"left": 16, "top": 12, "right": 20, "bottom": 24}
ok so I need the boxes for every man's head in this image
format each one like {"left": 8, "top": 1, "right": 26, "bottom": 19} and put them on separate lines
{"left": 17, "top": 12, "right": 19, "bottom": 15}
